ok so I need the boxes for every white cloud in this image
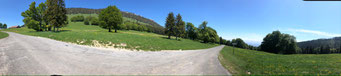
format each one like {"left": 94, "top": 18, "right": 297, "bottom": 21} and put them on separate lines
{"left": 289, "top": 29, "right": 341, "bottom": 37}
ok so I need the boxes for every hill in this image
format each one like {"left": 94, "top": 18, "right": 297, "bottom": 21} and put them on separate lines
{"left": 297, "top": 37, "right": 341, "bottom": 49}
{"left": 66, "top": 8, "right": 164, "bottom": 34}
{"left": 219, "top": 46, "right": 341, "bottom": 75}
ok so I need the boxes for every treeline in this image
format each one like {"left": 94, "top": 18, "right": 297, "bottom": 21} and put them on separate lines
{"left": 165, "top": 12, "right": 218, "bottom": 43}
{"left": 66, "top": 8, "right": 164, "bottom": 34}
{"left": 70, "top": 15, "right": 162, "bottom": 33}
{"left": 298, "top": 37, "right": 341, "bottom": 54}
{"left": 0, "top": 23, "right": 7, "bottom": 29}
{"left": 222, "top": 38, "right": 258, "bottom": 50}
{"left": 22, "top": 0, "right": 68, "bottom": 32}
{"left": 301, "top": 45, "right": 341, "bottom": 54}
{"left": 163, "top": 12, "right": 257, "bottom": 50}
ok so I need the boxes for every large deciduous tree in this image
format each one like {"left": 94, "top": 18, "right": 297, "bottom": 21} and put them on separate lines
{"left": 260, "top": 30, "right": 299, "bottom": 54}
{"left": 99, "top": 6, "right": 123, "bottom": 33}
{"left": 185, "top": 22, "right": 197, "bottom": 40}
{"left": 231, "top": 38, "right": 248, "bottom": 49}
{"left": 165, "top": 12, "right": 175, "bottom": 39}
{"left": 46, "top": 0, "right": 68, "bottom": 32}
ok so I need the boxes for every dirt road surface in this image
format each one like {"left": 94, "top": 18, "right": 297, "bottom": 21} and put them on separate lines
{"left": 0, "top": 32, "right": 230, "bottom": 75}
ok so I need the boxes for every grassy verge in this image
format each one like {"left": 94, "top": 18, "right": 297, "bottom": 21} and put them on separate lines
{"left": 219, "top": 46, "right": 341, "bottom": 75}
{"left": 3, "top": 22, "right": 217, "bottom": 51}
{"left": 0, "top": 31, "right": 9, "bottom": 39}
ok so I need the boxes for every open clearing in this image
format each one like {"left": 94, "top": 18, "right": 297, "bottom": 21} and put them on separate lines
{"left": 219, "top": 46, "right": 341, "bottom": 75}
{"left": 0, "top": 32, "right": 229, "bottom": 75}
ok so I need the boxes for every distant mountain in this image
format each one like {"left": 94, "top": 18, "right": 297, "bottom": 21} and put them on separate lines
{"left": 66, "top": 8, "right": 164, "bottom": 34}
{"left": 297, "top": 37, "right": 341, "bottom": 49}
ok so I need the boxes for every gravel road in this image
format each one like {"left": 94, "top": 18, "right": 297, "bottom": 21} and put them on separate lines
{"left": 0, "top": 32, "right": 230, "bottom": 75}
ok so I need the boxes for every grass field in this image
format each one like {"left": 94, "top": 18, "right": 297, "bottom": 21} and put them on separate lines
{"left": 0, "top": 31, "right": 9, "bottom": 39}
{"left": 219, "top": 46, "right": 341, "bottom": 75}
{"left": 4, "top": 22, "right": 217, "bottom": 51}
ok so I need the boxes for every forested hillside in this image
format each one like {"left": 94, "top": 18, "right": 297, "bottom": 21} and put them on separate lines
{"left": 66, "top": 8, "right": 164, "bottom": 34}
{"left": 298, "top": 37, "right": 341, "bottom": 54}
{"left": 298, "top": 37, "right": 341, "bottom": 48}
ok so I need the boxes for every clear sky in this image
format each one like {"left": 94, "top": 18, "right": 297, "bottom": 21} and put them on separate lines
{"left": 0, "top": 0, "right": 340, "bottom": 46}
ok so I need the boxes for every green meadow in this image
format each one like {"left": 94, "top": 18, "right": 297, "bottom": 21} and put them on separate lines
{"left": 0, "top": 31, "right": 8, "bottom": 39}
{"left": 219, "top": 46, "right": 341, "bottom": 75}
{"left": 4, "top": 21, "right": 217, "bottom": 51}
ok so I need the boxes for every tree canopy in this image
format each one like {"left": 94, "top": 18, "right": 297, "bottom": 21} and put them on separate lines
{"left": 260, "top": 30, "right": 299, "bottom": 54}
{"left": 46, "top": 0, "right": 68, "bottom": 32}
{"left": 99, "top": 6, "right": 123, "bottom": 33}
{"left": 165, "top": 12, "right": 175, "bottom": 39}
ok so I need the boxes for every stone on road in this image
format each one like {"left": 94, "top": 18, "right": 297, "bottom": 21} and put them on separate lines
{"left": 0, "top": 32, "right": 230, "bottom": 75}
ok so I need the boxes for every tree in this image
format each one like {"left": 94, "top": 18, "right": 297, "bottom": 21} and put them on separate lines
{"left": 99, "top": 6, "right": 123, "bottom": 33}
{"left": 175, "top": 14, "right": 185, "bottom": 40}
{"left": 207, "top": 27, "right": 219, "bottom": 43}
{"left": 3, "top": 24, "right": 7, "bottom": 29}
{"left": 22, "top": 2, "right": 40, "bottom": 31}
{"left": 71, "top": 15, "right": 85, "bottom": 22}
{"left": 0, "top": 23, "right": 2, "bottom": 29}
{"left": 226, "top": 40, "right": 231, "bottom": 46}
{"left": 186, "top": 22, "right": 197, "bottom": 40}
{"left": 36, "top": 2, "right": 47, "bottom": 31}
{"left": 198, "top": 21, "right": 209, "bottom": 43}
{"left": 165, "top": 12, "right": 175, "bottom": 39}
{"left": 232, "top": 38, "right": 248, "bottom": 49}
{"left": 46, "top": 0, "right": 68, "bottom": 32}
{"left": 84, "top": 16, "right": 93, "bottom": 25}
{"left": 260, "top": 30, "right": 300, "bottom": 54}
{"left": 219, "top": 37, "right": 223, "bottom": 44}
{"left": 25, "top": 18, "right": 40, "bottom": 31}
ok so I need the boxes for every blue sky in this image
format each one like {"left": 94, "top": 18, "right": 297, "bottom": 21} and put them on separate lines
{"left": 0, "top": 0, "right": 340, "bottom": 46}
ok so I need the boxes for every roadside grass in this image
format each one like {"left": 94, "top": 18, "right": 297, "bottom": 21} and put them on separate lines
{"left": 219, "top": 46, "right": 341, "bottom": 75}
{"left": 3, "top": 22, "right": 217, "bottom": 51}
{"left": 0, "top": 31, "right": 9, "bottom": 39}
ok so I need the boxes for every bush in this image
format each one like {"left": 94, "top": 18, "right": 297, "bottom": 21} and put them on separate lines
{"left": 71, "top": 15, "right": 85, "bottom": 22}
{"left": 84, "top": 20, "right": 90, "bottom": 25}
{"left": 84, "top": 16, "right": 99, "bottom": 25}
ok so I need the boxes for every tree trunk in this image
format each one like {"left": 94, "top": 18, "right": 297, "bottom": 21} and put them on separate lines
{"left": 57, "top": 27, "right": 59, "bottom": 32}
{"left": 115, "top": 29, "right": 117, "bottom": 33}
{"left": 176, "top": 36, "right": 178, "bottom": 40}
{"left": 39, "top": 21, "right": 42, "bottom": 31}
{"left": 168, "top": 35, "right": 171, "bottom": 39}
{"left": 53, "top": 26, "right": 56, "bottom": 32}
{"left": 109, "top": 28, "right": 112, "bottom": 32}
